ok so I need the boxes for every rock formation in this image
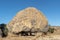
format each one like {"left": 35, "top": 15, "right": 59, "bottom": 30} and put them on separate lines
{"left": 7, "top": 7, "right": 48, "bottom": 33}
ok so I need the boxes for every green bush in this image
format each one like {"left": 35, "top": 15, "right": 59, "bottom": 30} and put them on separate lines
{"left": 48, "top": 27, "right": 54, "bottom": 33}
{"left": 0, "top": 23, "right": 8, "bottom": 37}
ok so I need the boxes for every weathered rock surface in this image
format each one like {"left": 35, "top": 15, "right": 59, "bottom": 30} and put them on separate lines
{"left": 7, "top": 7, "right": 48, "bottom": 33}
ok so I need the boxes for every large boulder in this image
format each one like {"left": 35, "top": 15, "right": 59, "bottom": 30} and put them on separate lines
{"left": 7, "top": 7, "right": 48, "bottom": 33}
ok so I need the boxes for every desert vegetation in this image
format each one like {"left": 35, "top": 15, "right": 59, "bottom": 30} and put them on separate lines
{"left": 0, "top": 23, "right": 8, "bottom": 37}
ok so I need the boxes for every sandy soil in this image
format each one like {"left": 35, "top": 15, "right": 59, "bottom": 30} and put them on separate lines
{"left": 0, "top": 33, "right": 60, "bottom": 40}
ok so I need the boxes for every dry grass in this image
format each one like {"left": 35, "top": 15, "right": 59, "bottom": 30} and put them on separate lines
{"left": 0, "top": 33, "right": 60, "bottom": 40}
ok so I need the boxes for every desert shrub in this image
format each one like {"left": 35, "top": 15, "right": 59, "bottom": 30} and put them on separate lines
{"left": 48, "top": 27, "right": 54, "bottom": 33}
{"left": 0, "top": 23, "right": 8, "bottom": 37}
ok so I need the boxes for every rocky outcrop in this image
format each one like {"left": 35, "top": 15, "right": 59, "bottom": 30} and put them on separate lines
{"left": 7, "top": 7, "right": 48, "bottom": 33}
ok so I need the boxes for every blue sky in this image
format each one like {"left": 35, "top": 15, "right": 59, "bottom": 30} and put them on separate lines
{"left": 0, "top": 0, "right": 60, "bottom": 26}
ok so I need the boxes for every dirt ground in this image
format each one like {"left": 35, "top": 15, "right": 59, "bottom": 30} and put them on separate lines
{"left": 0, "top": 33, "right": 60, "bottom": 40}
